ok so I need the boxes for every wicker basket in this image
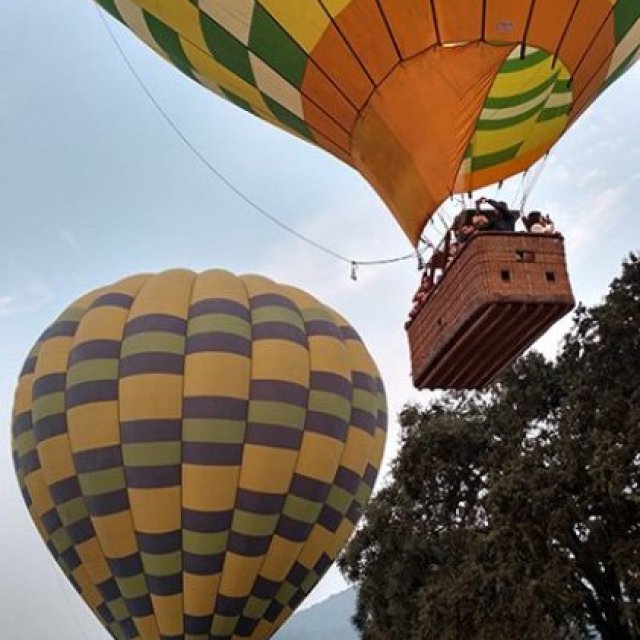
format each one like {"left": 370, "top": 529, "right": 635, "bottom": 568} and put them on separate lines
{"left": 406, "top": 232, "right": 575, "bottom": 390}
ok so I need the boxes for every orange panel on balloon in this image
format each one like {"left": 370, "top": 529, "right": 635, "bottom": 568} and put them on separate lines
{"left": 377, "top": 0, "right": 437, "bottom": 58}
{"left": 570, "top": 13, "right": 615, "bottom": 107}
{"left": 527, "top": 0, "right": 577, "bottom": 54}
{"left": 309, "top": 22, "right": 373, "bottom": 109}
{"left": 433, "top": 0, "right": 483, "bottom": 43}
{"left": 557, "top": 0, "right": 614, "bottom": 72}
{"left": 352, "top": 43, "right": 510, "bottom": 244}
{"left": 484, "top": 0, "right": 530, "bottom": 42}
{"left": 302, "top": 98, "right": 352, "bottom": 154}
{"left": 312, "top": 130, "right": 352, "bottom": 165}
{"left": 302, "top": 59, "right": 359, "bottom": 131}
{"left": 332, "top": 0, "right": 400, "bottom": 83}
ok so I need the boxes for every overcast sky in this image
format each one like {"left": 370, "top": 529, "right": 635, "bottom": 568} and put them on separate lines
{"left": 2, "top": 1, "right": 640, "bottom": 638}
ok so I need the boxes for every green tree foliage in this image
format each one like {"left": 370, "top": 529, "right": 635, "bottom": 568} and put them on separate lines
{"left": 340, "top": 254, "right": 640, "bottom": 640}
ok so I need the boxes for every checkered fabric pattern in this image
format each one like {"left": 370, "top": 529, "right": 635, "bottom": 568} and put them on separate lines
{"left": 93, "top": 0, "right": 640, "bottom": 243}
{"left": 11, "top": 269, "right": 387, "bottom": 640}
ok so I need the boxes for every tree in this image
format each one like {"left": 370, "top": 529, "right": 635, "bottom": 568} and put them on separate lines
{"left": 340, "top": 254, "right": 640, "bottom": 640}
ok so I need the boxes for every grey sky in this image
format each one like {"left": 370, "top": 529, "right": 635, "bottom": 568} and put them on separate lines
{"left": 2, "top": 1, "right": 640, "bottom": 637}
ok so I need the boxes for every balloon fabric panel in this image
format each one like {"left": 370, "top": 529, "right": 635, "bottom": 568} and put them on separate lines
{"left": 11, "top": 270, "right": 387, "bottom": 640}
{"left": 92, "top": 1, "right": 640, "bottom": 243}
{"left": 455, "top": 47, "right": 573, "bottom": 193}
{"left": 376, "top": 0, "right": 437, "bottom": 58}
{"left": 351, "top": 43, "right": 512, "bottom": 242}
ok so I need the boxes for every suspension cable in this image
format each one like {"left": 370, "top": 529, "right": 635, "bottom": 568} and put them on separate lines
{"left": 512, "top": 170, "right": 529, "bottom": 211}
{"left": 519, "top": 152, "right": 550, "bottom": 212}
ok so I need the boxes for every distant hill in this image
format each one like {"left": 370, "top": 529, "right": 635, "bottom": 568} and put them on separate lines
{"left": 271, "top": 588, "right": 600, "bottom": 639}
{"left": 273, "top": 588, "right": 358, "bottom": 640}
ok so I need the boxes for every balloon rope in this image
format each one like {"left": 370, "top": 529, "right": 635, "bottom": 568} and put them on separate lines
{"left": 437, "top": 208, "right": 453, "bottom": 232}
{"left": 50, "top": 562, "right": 92, "bottom": 640}
{"left": 512, "top": 171, "right": 528, "bottom": 210}
{"left": 519, "top": 153, "right": 550, "bottom": 212}
{"left": 94, "top": 7, "right": 429, "bottom": 270}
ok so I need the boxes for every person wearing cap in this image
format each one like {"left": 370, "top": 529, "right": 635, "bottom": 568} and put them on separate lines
{"left": 481, "top": 197, "right": 520, "bottom": 231}
{"left": 453, "top": 210, "right": 476, "bottom": 243}
{"left": 472, "top": 199, "right": 492, "bottom": 231}
{"left": 524, "top": 211, "right": 555, "bottom": 234}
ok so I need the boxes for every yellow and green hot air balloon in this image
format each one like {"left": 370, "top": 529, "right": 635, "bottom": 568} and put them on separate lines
{"left": 11, "top": 269, "right": 386, "bottom": 640}
{"left": 94, "top": 0, "right": 640, "bottom": 244}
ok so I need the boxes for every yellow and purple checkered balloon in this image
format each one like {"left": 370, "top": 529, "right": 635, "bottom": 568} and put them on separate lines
{"left": 11, "top": 269, "right": 386, "bottom": 640}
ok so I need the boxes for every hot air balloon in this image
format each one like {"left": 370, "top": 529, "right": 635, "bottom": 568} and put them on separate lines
{"left": 91, "top": 1, "right": 637, "bottom": 386}
{"left": 11, "top": 269, "right": 386, "bottom": 640}
{"left": 92, "top": 0, "right": 640, "bottom": 242}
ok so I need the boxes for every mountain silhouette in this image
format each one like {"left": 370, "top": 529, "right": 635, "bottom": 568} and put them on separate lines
{"left": 273, "top": 588, "right": 358, "bottom": 640}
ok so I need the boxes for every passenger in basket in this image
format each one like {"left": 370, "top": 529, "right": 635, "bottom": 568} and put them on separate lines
{"left": 524, "top": 211, "right": 555, "bottom": 234}
{"left": 448, "top": 240, "right": 461, "bottom": 264}
{"left": 472, "top": 199, "right": 491, "bottom": 231}
{"left": 406, "top": 272, "right": 433, "bottom": 326}
{"left": 452, "top": 210, "right": 475, "bottom": 243}
{"left": 483, "top": 197, "right": 519, "bottom": 231}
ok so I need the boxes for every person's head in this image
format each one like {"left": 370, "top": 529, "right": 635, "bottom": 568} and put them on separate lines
{"left": 525, "top": 210, "right": 542, "bottom": 230}
{"left": 454, "top": 210, "right": 473, "bottom": 229}
{"left": 528, "top": 211, "right": 542, "bottom": 224}
{"left": 456, "top": 226, "right": 473, "bottom": 243}
{"left": 472, "top": 212, "right": 489, "bottom": 229}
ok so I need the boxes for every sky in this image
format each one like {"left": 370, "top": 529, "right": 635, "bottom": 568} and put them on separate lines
{"left": 1, "top": 1, "right": 640, "bottom": 638}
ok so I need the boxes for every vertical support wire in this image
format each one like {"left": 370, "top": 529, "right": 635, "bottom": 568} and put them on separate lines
{"left": 429, "top": 0, "right": 442, "bottom": 46}
{"left": 520, "top": 0, "right": 538, "bottom": 59}
{"left": 566, "top": 5, "right": 615, "bottom": 94}
{"left": 552, "top": 0, "right": 581, "bottom": 70}
{"left": 373, "top": 0, "right": 403, "bottom": 61}
{"left": 481, "top": 0, "right": 488, "bottom": 43}
{"left": 317, "top": 0, "right": 378, "bottom": 87}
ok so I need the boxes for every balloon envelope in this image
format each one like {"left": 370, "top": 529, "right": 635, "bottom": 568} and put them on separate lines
{"left": 11, "top": 269, "right": 386, "bottom": 639}
{"left": 94, "top": 0, "right": 640, "bottom": 243}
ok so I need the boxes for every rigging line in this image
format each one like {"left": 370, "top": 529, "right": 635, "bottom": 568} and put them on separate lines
{"left": 94, "top": 7, "right": 421, "bottom": 269}
{"left": 254, "top": 4, "right": 360, "bottom": 116}
{"left": 513, "top": 155, "right": 546, "bottom": 214}
{"left": 437, "top": 209, "right": 452, "bottom": 231}
{"left": 521, "top": 152, "right": 550, "bottom": 210}
{"left": 511, "top": 171, "right": 527, "bottom": 209}
{"left": 515, "top": 164, "right": 538, "bottom": 211}
{"left": 520, "top": 0, "right": 538, "bottom": 60}
{"left": 357, "top": 241, "right": 432, "bottom": 266}
{"left": 429, "top": 0, "right": 442, "bottom": 46}
{"left": 50, "top": 563, "right": 92, "bottom": 640}
{"left": 553, "top": 0, "right": 581, "bottom": 69}
{"left": 373, "top": 0, "right": 403, "bottom": 62}
{"left": 316, "top": 0, "right": 377, "bottom": 88}
{"left": 428, "top": 213, "right": 447, "bottom": 236}
{"left": 568, "top": 4, "right": 615, "bottom": 91}
{"left": 481, "top": 0, "right": 488, "bottom": 42}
